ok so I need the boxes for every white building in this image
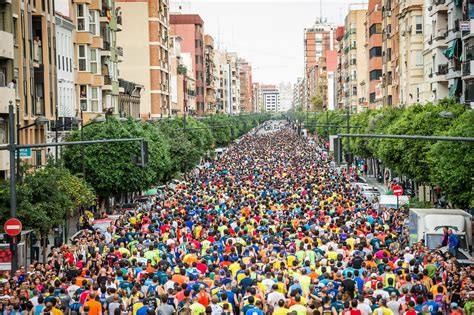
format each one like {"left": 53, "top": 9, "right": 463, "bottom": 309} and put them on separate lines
{"left": 55, "top": 14, "right": 76, "bottom": 121}
{"left": 261, "top": 85, "right": 280, "bottom": 112}
{"left": 278, "top": 82, "right": 293, "bottom": 112}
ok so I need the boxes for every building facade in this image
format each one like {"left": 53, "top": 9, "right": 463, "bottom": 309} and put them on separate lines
{"left": 462, "top": 2, "right": 474, "bottom": 107}
{"left": 204, "top": 34, "right": 216, "bottom": 113}
{"left": 367, "top": 0, "right": 383, "bottom": 108}
{"left": 261, "top": 85, "right": 280, "bottom": 112}
{"left": 399, "top": 0, "right": 424, "bottom": 106}
{"left": 170, "top": 14, "right": 205, "bottom": 115}
{"left": 238, "top": 58, "right": 253, "bottom": 113}
{"left": 117, "top": 0, "right": 170, "bottom": 118}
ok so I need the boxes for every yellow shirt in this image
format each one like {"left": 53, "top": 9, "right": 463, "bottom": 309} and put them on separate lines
{"left": 274, "top": 307, "right": 290, "bottom": 315}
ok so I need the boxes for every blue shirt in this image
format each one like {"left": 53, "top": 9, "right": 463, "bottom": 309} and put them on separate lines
{"left": 245, "top": 307, "right": 264, "bottom": 315}
{"left": 422, "top": 301, "right": 439, "bottom": 315}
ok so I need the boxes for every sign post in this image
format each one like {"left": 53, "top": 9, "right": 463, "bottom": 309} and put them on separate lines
{"left": 4, "top": 218, "right": 22, "bottom": 237}
{"left": 392, "top": 185, "right": 404, "bottom": 209}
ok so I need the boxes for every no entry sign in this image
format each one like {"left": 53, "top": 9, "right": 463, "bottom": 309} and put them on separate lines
{"left": 392, "top": 185, "right": 404, "bottom": 197}
{"left": 4, "top": 218, "right": 22, "bottom": 237}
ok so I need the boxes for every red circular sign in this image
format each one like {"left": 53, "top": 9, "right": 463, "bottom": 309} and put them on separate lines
{"left": 392, "top": 185, "right": 404, "bottom": 197}
{"left": 4, "top": 218, "right": 22, "bottom": 237}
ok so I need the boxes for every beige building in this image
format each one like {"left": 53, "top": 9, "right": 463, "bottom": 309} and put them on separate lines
{"left": 398, "top": 0, "right": 424, "bottom": 106}
{"left": 117, "top": 0, "right": 170, "bottom": 118}
{"left": 1, "top": 0, "right": 58, "bottom": 172}
{"left": 339, "top": 7, "right": 369, "bottom": 112}
{"left": 204, "top": 35, "right": 216, "bottom": 113}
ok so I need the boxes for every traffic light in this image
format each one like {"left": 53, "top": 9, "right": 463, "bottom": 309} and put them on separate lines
{"left": 141, "top": 140, "right": 149, "bottom": 167}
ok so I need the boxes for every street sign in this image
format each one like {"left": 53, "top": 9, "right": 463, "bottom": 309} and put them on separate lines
{"left": 392, "top": 185, "right": 404, "bottom": 197}
{"left": 19, "top": 148, "right": 31, "bottom": 159}
{"left": 460, "top": 21, "right": 470, "bottom": 32}
{"left": 3, "top": 218, "right": 22, "bottom": 237}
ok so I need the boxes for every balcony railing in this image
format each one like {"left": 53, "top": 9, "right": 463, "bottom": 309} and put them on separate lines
{"left": 104, "top": 76, "right": 112, "bottom": 85}
{"left": 103, "top": 41, "right": 111, "bottom": 51}
{"left": 437, "top": 64, "right": 448, "bottom": 75}
{"left": 462, "top": 61, "right": 472, "bottom": 77}
{"left": 117, "top": 15, "right": 122, "bottom": 25}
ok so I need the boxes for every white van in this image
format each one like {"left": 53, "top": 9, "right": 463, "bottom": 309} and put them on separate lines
{"left": 409, "top": 208, "right": 472, "bottom": 251}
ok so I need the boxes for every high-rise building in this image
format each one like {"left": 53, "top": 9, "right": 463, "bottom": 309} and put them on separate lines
{"left": 11, "top": 0, "right": 58, "bottom": 170}
{"left": 304, "top": 19, "right": 336, "bottom": 110}
{"left": 238, "top": 59, "right": 253, "bottom": 113}
{"left": 54, "top": 12, "right": 76, "bottom": 143}
{"left": 170, "top": 14, "right": 206, "bottom": 115}
{"left": 252, "top": 83, "right": 262, "bottom": 112}
{"left": 117, "top": 0, "right": 170, "bottom": 118}
{"left": 278, "top": 82, "right": 293, "bottom": 112}
{"left": 444, "top": 0, "right": 463, "bottom": 102}
{"left": 261, "top": 85, "right": 280, "bottom": 112}
{"left": 204, "top": 35, "right": 216, "bottom": 113}
{"left": 338, "top": 5, "right": 369, "bottom": 112}
{"left": 292, "top": 78, "right": 305, "bottom": 111}
{"left": 381, "top": 0, "right": 398, "bottom": 107}
{"left": 399, "top": 0, "right": 424, "bottom": 106}
{"left": 462, "top": 3, "right": 474, "bottom": 108}
{"left": 367, "top": 0, "right": 383, "bottom": 108}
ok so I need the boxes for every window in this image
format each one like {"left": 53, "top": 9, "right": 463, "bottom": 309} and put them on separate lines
{"left": 370, "top": 92, "right": 376, "bottom": 103}
{"left": 79, "top": 85, "right": 88, "bottom": 111}
{"left": 89, "top": 10, "right": 99, "bottom": 35}
{"left": 369, "top": 23, "right": 382, "bottom": 37}
{"left": 90, "top": 48, "right": 99, "bottom": 74}
{"left": 369, "top": 70, "right": 382, "bottom": 81}
{"left": 414, "top": 16, "right": 422, "bottom": 34}
{"left": 91, "top": 87, "right": 99, "bottom": 112}
{"left": 414, "top": 51, "right": 423, "bottom": 67}
{"left": 77, "top": 4, "right": 88, "bottom": 31}
{"left": 78, "top": 45, "right": 88, "bottom": 71}
{"left": 369, "top": 47, "right": 382, "bottom": 58}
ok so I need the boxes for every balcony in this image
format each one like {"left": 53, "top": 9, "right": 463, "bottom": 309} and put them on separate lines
{"left": 436, "top": 63, "right": 448, "bottom": 75}
{"left": 429, "top": 0, "right": 447, "bottom": 17}
{"left": 446, "top": 63, "right": 462, "bottom": 80}
{"left": 0, "top": 31, "right": 13, "bottom": 60}
{"left": 0, "top": 86, "right": 15, "bottom": 113}
{"left": 101, "top": 41, "right": 111, "bottom": 57}
{"left": 103, "top": 76, "right": 112, "bottom": 90}
{"left": 117, "top": 46, "right": 123, "bottom": 62}
{"left": 462, "top": 60, "right": 474, "bottom": 79}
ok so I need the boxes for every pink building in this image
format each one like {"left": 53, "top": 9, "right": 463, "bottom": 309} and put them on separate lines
{"left": 170, "top": 14, "right": 206, "bottom": 115}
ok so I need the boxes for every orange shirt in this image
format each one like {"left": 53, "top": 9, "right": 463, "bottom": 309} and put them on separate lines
{"left": 172, "top": 274, "right": 187, "bottom": 286}
{"left": 84, "top": 299, "right": 102, "bottom": 315}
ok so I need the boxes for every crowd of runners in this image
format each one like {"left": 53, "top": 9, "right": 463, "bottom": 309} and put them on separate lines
{"left": 0, "top": 121, "right": 472, "bottom": 315}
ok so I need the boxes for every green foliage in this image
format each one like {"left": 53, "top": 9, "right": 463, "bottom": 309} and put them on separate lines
{"left": 315, "top": 99, "right": 470, "bottom": 208}
{"left": 427, "top": 110, "right": 474, "bottom": 208}
{"left": 62, "top": 118, "right": 172, "bottom": 197}
{"left": 0, "top": 163, "right": 94, "bottom": 236}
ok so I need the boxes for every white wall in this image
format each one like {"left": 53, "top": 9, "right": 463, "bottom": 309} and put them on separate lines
{"left": 56, "top": 21, "right": 75, "bottom": 117}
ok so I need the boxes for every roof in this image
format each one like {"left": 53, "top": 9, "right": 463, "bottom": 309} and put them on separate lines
{"left": 409, "top": 208, "right": 471, "bottom": 218}
{"left": 170, "top": 14, "right": 204, "bottom": 25}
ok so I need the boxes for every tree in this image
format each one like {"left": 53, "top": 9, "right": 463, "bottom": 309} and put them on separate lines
{"left": 428, "top": 110, "right": 474, "bottom": 208}
{"left": 62, "top": 118, "right": 171, "bottom": 201}
{"left": 0, "top": 162, "right": 95, "bottom": 260}
{"left": 310, "top": 95, "right": 324, "bottom": 111}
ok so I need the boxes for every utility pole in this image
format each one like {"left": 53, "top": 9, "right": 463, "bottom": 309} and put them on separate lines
{"left": 8, "top": 102, "right": 18, "bottom": 272}
{"left": 15, "top": 105, "right": 20, "bottom": 180}
{"left": 55, "top": 104, "right": 59, "bottom": 161}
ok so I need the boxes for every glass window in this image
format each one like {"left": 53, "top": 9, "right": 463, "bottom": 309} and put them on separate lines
{"left": 369, "top": 23, "right": 382, "bottom": 37}
{"left": 78, "top": 45, "right": 89, "bottom": 71}
{"left": 369, "top": 70, "right": 382, "bottom": 81}
{"left": 91, "top": 87, "right": 99, "bottom": 112}
{"left": 79, "top": 85, "right": 88, "bottom": 111}
{"left": 90, "top": 48, "right": 99, "bottom": 74}
{"left": 89, "top": 10, "right": 99, "bottom": 35}
{"left": 415, "top": 16, "right": 423, "bottom": 34}
{"left": 77, "top": 4, "right": 88, "bottom": 31}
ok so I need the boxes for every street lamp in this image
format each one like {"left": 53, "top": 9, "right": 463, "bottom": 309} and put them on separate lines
{"left": 16, "top": 113, "right": 49, "bottom": 178}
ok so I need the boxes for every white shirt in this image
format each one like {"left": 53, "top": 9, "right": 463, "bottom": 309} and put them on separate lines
{"left": 357, "top": 303, "right": 372, "bottom": 315}
{"left": 262, "top": 278, "right": 275, "bottom": 292}
{"left": 373, "top": 289, "right": 390, "bottom": 299}
{"left": 387, "top": 300, "right": 401, "bottom": 315}
{"left": 267, "top": 291, "right": 286, "bottom": 309}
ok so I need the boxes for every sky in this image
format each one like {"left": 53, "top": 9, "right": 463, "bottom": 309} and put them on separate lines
{"left": 172, "top": 0, "right": 356, "bottom": 86}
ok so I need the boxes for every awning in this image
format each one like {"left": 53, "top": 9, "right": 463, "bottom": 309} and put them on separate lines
{"left": 449, "top": 79, "right": 459, "bottom": 97}
{"left": 344, "top": 31, "right": 350, "bottom": 40}
{"left": 443, "top": 40, "right": 457, "bottom": 59}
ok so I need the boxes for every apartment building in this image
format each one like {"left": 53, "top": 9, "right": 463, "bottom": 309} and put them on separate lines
{"left": 292, "top": 78, "right": 305, "bottom": 110}
{"left": 204, "top": 34, "right": 216, "bottom": 113}
{"left": 399, "top": 0, "right": 424, "bottom": 106}
{"left": 339, "top": 6, "right": 369, "bottom": 112}
{"left": 381, "top": 0, "right": 399, "bottom": 107}
{"left": 261, "top": 85, "right": 280, "bottom": 112}
{"left": 443, "top": 0, "right": 463, "bottom": 101}
{"left": 227, "top": 53, "right": 240, "bottom": 114}
{"left": 117, "top": 0, "right": 170, "bottom": 118}
{"left": 8, "top": 0, "right": 58, "bottom": 170}
{"left": 170, "top": 14, "right": 205, "bottom": 115}
{"left": 462, "top": 3, "right": 474, "bottom": 107}
{"left": 252, "top": 82, "right": 262, "bottom": 113}
{"left": 238, "top": 58, "right": 253, "bottom": 113}
{"left": 367, "top": 0, "right": 383, "bottom": 108}
{"left": 304, "top": 19, "right": 336, "bottom": 109}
